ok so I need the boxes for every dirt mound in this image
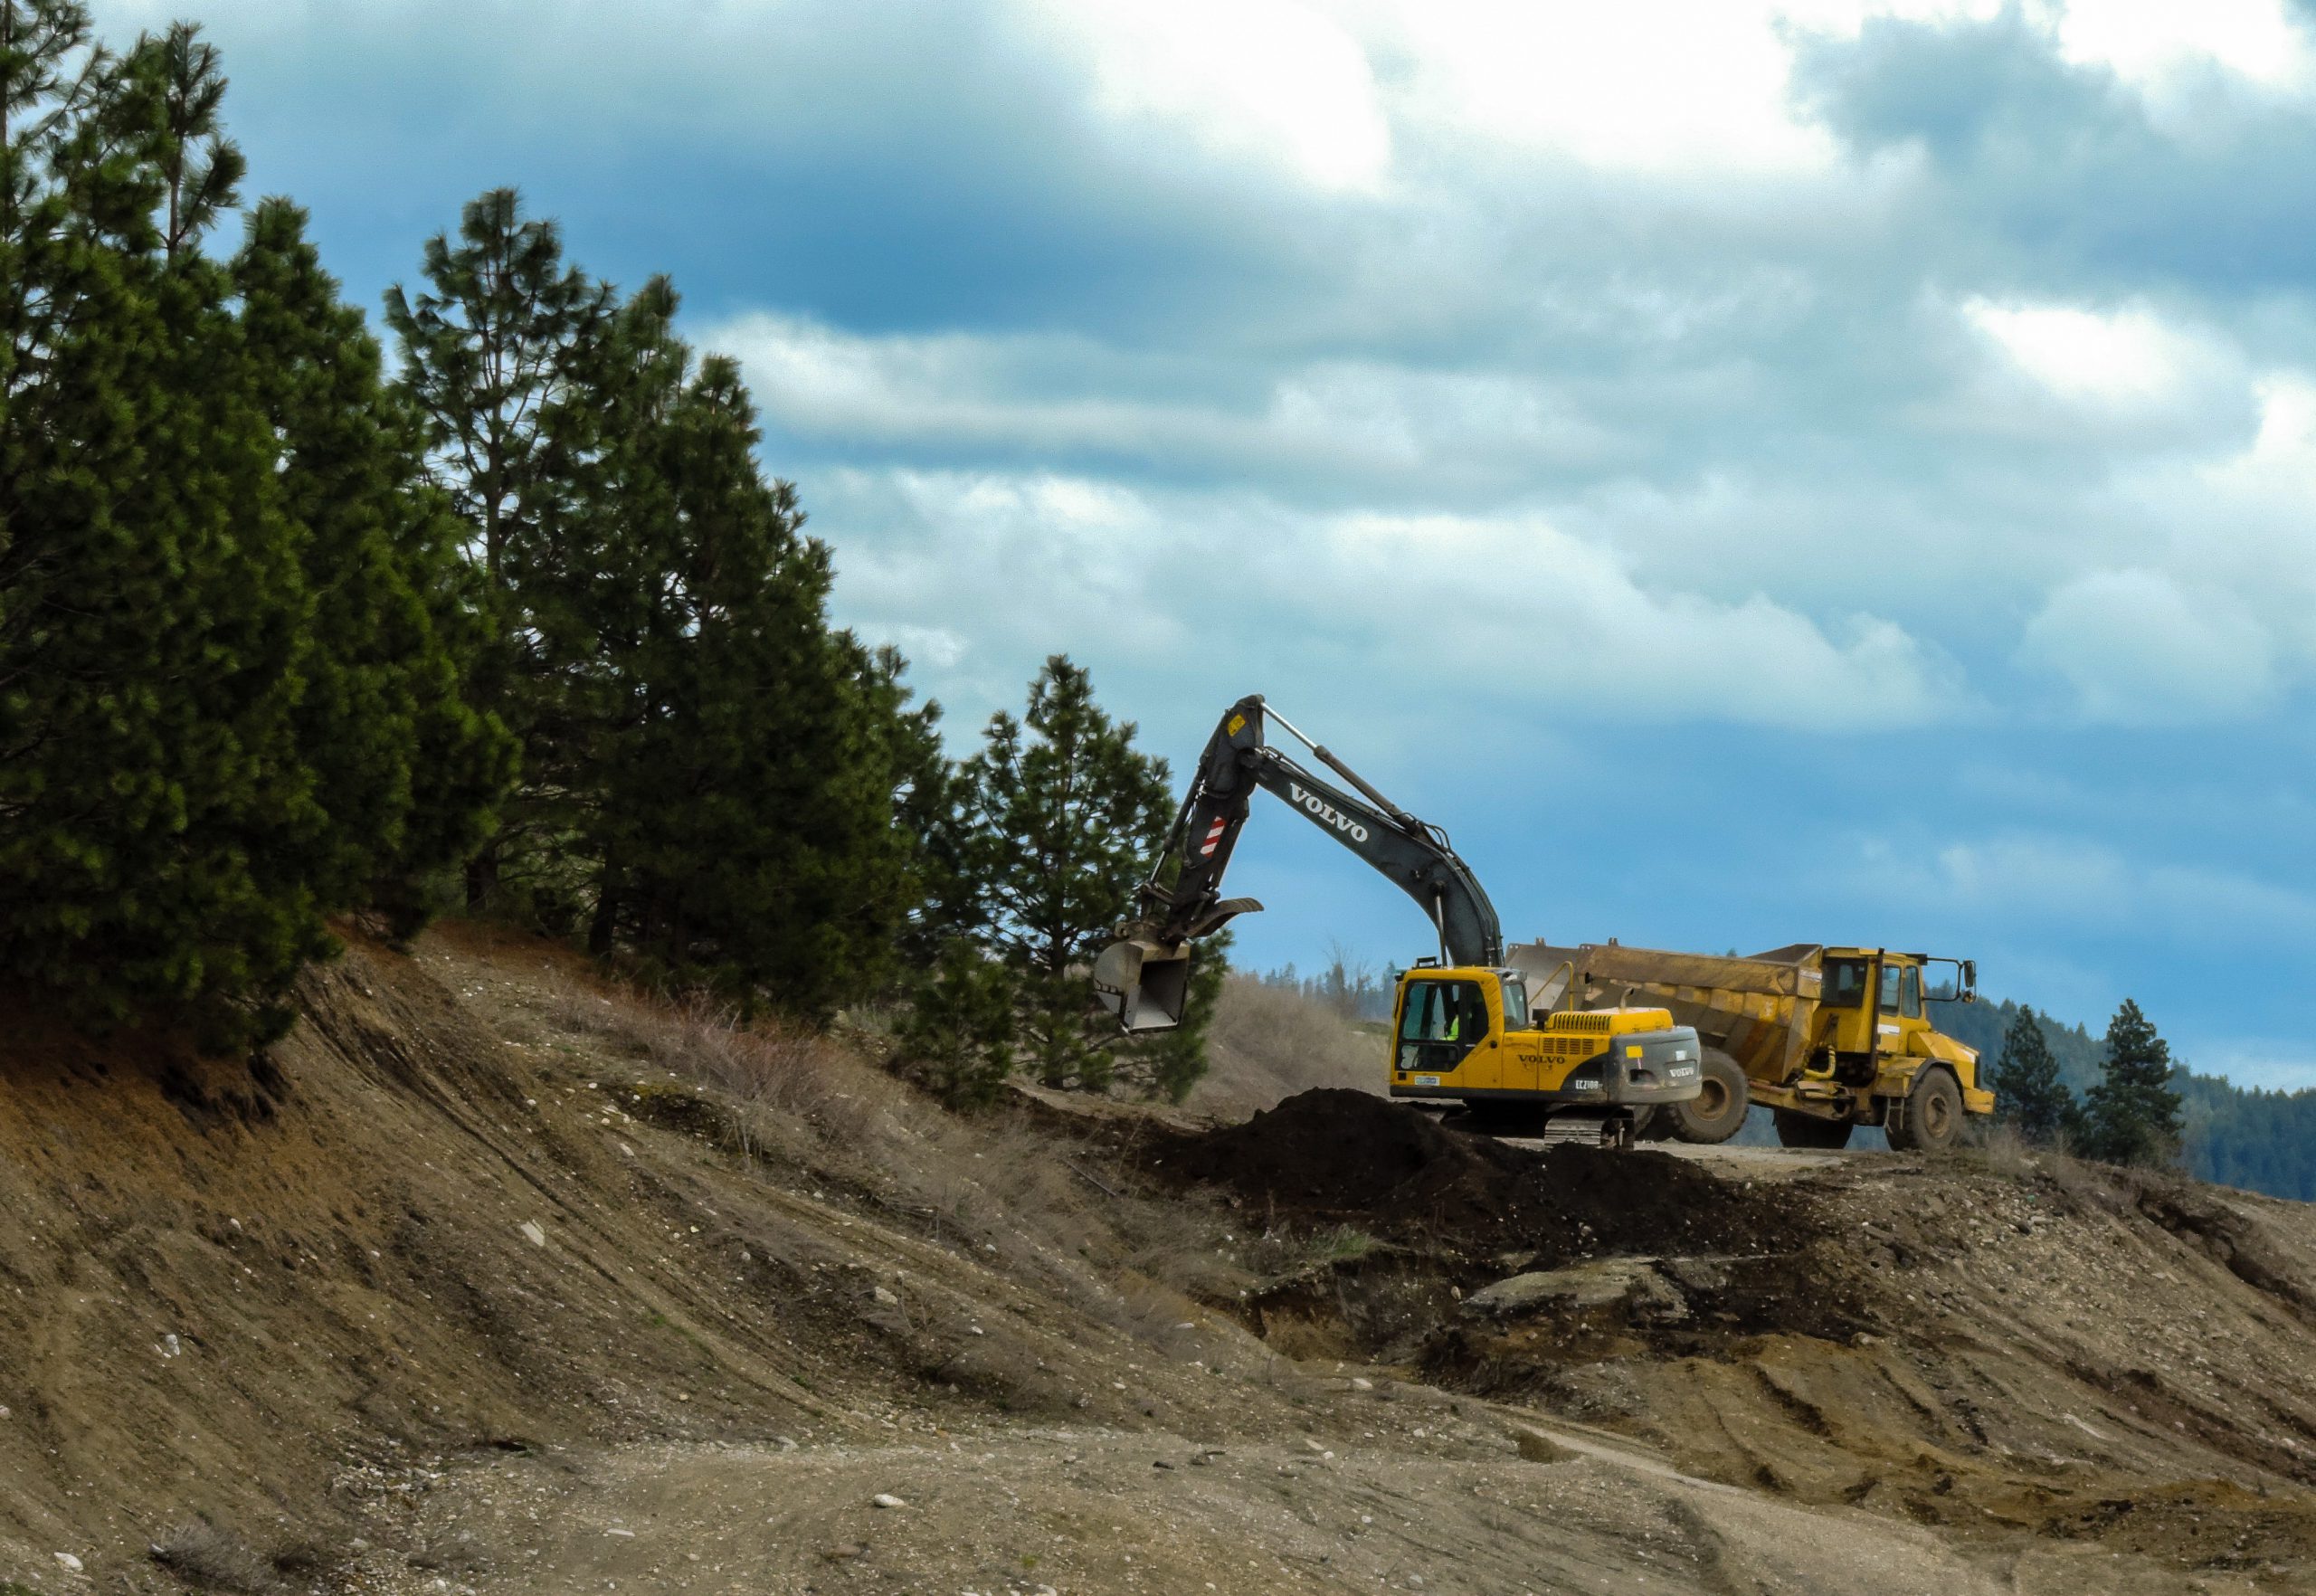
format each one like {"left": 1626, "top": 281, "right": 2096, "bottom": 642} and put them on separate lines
{"left": 1170, "top": 1087, "right": 1527, "bottom": 1218}
{"left": 1169, "top": 1088, "right": 1802, "bottom": 1265}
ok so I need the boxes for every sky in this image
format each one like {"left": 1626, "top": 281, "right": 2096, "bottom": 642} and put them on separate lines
{"left": 91, "top": 0, "right": 2316, "bottom": 1087}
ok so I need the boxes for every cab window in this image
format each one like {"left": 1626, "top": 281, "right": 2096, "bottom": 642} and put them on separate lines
{"left": 1824, "top": 958, "right": 1869, "bottom": 1009}
{"left": 1498, "top": 975, "right": 1530, "bottom": 1030}
{"left": 1398, "top": 980, "right": 1488, "bottom": 1070}
{"left": 1878, "top": 964, "right": 1902, "bottom": 1013}
{"left": 1899, "top": 965, "right": 1921, "bottom": 1018}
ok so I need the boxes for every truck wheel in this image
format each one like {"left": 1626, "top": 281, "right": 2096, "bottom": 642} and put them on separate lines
{"left": 1668, "top": 1052, "right": 1749, "bottom": 1145}
{"left": 1886, "top": 1069, "right": 1962, "bottom": 1153}
{"left": 1773, "top": 1108, "right": 1854, "bottom": 1150}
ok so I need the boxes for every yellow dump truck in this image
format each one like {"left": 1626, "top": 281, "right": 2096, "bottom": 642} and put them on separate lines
{"left": 1507, "top": 942, "right": 1991, "bottom": 1151}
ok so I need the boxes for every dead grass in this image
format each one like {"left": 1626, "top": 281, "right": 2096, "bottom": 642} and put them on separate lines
{"left": 1190, "top": 976, "right": 1378, "bottom": 1120}
{"left": 520, "top": 962, "right": 1267, "bottom": 1358}
{"left": 149, "top": 1521, "right": 277, "bottom": 1591}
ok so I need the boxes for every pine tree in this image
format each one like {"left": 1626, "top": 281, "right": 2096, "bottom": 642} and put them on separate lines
{"left": 967, "top": 656, "right": 1173, "bottom": 1090}
{"left": 1, "top": 14, "right": 504, "bottom": 1040}
{"left": 879, "top": 650, "right": 977, "bottom": 974}
{"left": 2081, "top": 998, "right": 2184, "bottom": 1167}
{"left": 1136, "top": 928, "right": 1228, "bottom": 1104}
{"left": 896, "top": 939, "right": 1018, "bottom": 1109}
{"left": 1990, "top": 1004, "right": 2076, "bottom": 1147}
{"left": 1, "top": 14, "right": 500, "bottom": 1040}
{"left": 574, "top": 318, "right": 918, "bottom": 1012}
{"left": 384, "top": 188, "right": 610, "bottom": 911}
{"left": 1, "top": 13, "right": 317, "bottom": 1040}
{"left": 230, "top": 197, "right": 512, "bottom": 939}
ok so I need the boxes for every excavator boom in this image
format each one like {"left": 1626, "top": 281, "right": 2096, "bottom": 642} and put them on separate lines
{"left": 1094, "top": 695, "right": 1502, "bottom": 1031}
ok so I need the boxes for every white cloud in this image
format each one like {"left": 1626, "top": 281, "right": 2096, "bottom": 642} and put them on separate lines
{"left": 2018, "top": 567, "right": 2279, "bottom": 723}
{"left": 2054, "top": 0, "right": 2315, "bottom": 93}
{"left": 817, "top": 468, "right": 1961, "bottom": 742}
{"left": 1019, "top": 0, "right": 1392, "bottom": 192}
{"left": 712, "top": 311, "right": 1618, "bottom": 483}
{"left": 1963, "top": 299, "right": 2206, "bottom": 404}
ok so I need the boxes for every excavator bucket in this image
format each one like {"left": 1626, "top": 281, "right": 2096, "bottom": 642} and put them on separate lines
{"left": 1092, "top": 936, "right": 1194, "bottom": 1033}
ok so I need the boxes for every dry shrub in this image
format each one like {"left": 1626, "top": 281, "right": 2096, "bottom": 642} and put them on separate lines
{"left": 630, "top": 997, "right": 881, "bottom": 1159}
{"left": 531, "top": 966, "right": 631, "bottom": 1041}
{"left": 150, "top": 1522, "right": 276, "bottom": 1591}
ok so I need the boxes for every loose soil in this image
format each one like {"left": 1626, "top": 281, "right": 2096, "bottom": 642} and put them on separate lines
{"left": 1162, "top": 1086, "right": 1811, "bottom": 1262}
{"left": 5, "top": 936, "right": 2316, "bottom": 1593}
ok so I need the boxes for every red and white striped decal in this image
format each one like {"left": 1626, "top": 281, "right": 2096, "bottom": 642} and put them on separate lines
{"left": 1199, "top": 817, "right": 1228, "bottom": 857}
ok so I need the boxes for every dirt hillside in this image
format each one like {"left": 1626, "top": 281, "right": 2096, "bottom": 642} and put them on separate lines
{"left": 5, "top": 929, "right": 2316, "bottom": 1593}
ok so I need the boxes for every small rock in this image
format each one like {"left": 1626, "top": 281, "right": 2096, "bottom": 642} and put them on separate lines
{"left": 775, "top": 1435, "right": 799, "bottom": 1452}
{"left": 54, "top": 1552, "right": 83, "bottom": 1572}
{"left": 519, "top": 1221, "right": 547, "bottom": 1248}
{"left": 871, "top": 1286, "right": 900, "bottom": 1306}
{"left": 821, "top": 1544, "right": 867, "bottom": 1562}
{"left": 873, "top": 1493, "right": 906, "bottom": 1509}
{"left": 1304, "top": 1438, "right": 1326, "bottom": 1452}
{"left": 1350, "top": 1376, "right": 1374, "bottom": 1392}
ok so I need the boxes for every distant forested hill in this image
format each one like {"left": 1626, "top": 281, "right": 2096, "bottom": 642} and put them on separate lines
{"left": 1942, "top": 999, "right": 2316, "bottom": 1202}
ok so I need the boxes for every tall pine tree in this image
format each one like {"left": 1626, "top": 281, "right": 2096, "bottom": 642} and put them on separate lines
{"left": 1990, "top": 1004, "right": 2076, "bottom": 1147}
{"left": 569, "top": 290, "right": 917, "bottom": 1011}
{"left": 393, "top": 217, "right": 927, "bottom": 1010}
{"left": 385, "top": 188, "right": 609, "bottom": 913}
{"left": 0, "top": 13, "right": 498, "bottom": 1039}
{"left": 966, "top": 656, "right": 1172, "bottom": 1090}
{"left": 2082, "top": 998, "right": 2184, "bottom": 1167}
{"left": 231, "top": 196, "right": 512, "bottom": 938}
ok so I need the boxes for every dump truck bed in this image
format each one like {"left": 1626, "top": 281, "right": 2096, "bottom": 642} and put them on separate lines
{"left": 1509, "top": 942, "right": 1829, "bottom": 1088}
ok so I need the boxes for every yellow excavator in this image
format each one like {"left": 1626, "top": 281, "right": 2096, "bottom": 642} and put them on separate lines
{"left": 1093, "top": 695, "right": 1704, "bottom": 1145}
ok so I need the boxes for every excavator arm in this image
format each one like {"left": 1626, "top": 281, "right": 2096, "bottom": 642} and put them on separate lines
{"left": 1093, "top": 695, "right": 1503, "bottom": 1032}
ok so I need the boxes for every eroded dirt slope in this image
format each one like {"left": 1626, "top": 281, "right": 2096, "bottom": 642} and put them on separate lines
{"left": 5, "top": 933, "right": 2316, "bottom": 1594}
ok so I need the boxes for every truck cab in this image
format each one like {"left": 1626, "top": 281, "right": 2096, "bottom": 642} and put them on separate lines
{"left": 1814, "top": 948, "right": 1991, "bottom": 1116}
{"left": 1387, "top": 964, "right": 1703, "bottom": 1126}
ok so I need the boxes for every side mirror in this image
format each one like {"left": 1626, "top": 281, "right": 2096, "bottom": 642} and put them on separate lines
{"left": 1962, "top": 959, "right": 1978, "bottom": 1000}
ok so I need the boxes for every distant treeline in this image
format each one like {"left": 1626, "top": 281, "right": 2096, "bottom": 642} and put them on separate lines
{"left": 1941, "top": 999, "right": 2316, "bottom": 1202}
{"left": 0, "top": 8, "right": 1209, "bottom": 1100}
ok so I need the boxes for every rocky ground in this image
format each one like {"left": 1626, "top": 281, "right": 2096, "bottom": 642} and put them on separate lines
{"left": 5, "top": 929, "right": 2316, "bottom": 1594}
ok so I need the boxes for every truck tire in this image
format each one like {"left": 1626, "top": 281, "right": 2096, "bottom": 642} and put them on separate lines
{"left": 1773, "top": 1108, "right": 1854, "bottom": 1149}
{"left": 1668, "top": 1051, "right": 1749, "bottom": 1145}
{"left": 1886, "top": 1069, "right": 1962, "bottom": 1153}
